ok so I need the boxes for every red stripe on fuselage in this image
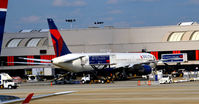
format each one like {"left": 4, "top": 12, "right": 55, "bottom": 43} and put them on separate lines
{"left": 50, "top": 29, "right": 64, "bottom": 56}
{"left": 0, "top": 0, "right": 8, "bottom": 9}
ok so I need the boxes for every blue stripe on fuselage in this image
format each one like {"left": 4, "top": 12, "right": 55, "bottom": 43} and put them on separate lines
{"left": 0, "top": 11, "right": 7, "bottom": 55}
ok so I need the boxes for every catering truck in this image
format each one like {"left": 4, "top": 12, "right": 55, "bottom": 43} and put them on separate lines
{"left": 0, "top": 73, "right": 18, "bottom": 89}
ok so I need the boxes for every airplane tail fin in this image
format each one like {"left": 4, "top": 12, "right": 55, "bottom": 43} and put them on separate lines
{"left": 22, "top": 93, "right": 34, "bottom": 104}
{"left": 47, "top": 18, "right": 71, "bottom": 57}
{"left": 0, "top": 0, "right": 8, "bottom": 55}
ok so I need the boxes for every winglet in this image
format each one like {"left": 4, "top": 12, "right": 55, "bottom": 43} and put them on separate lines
{"left": 47, "top": 18, "right": 71, "bottom": 57}
{"left": 0, "top": 0, "right": 8, "bottom": 55}
{"left": 22, "top": 93, "right": 34, "bottom": 104}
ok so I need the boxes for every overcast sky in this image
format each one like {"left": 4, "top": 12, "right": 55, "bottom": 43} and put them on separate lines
{"left": 4, "top": 0, "right": 199, "bottom": 32}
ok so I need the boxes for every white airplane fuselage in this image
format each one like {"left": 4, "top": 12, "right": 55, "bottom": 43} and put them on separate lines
{"left": 52, "top": 53, "right": 156, "bottom": 72}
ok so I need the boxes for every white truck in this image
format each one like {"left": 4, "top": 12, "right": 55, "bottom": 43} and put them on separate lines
{"left": 81, "top": 74, "right": 91, "bottom": 84}
{"left": 159, "top": 75, "right": 173, "bottom": 84}
{"left": 81, "top": 74, "right": 107, "bottom": 84}
{"left": 0, "top": 73, "right": 18, "bottom": 89}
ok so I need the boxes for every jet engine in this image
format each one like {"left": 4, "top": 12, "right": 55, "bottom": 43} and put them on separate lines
{"left": 137, "top": 65, "right": 152, "bottom": 75}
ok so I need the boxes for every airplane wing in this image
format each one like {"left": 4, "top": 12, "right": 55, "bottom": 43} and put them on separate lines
{"left": 8, "top": 62, "right": 52, "bottom": 65}
{"left": 62, "top": 56, "right": 85, "bottom": 63}
{"left": 22, "top": 93, "right": 34, "bottom": 104}
{"left": 1, "top": 91, "right": 75, "bottom": 104}
{"left": 0, "top": 93, "right": 34, "bottom": 104}
{"left": 7, "top": 57, "right": 52, "bottom": 65}
{"left": 18, "top": 56, "right": 86, "bottom": 64}
{"left": 19, "top": 57, "right": 52, "bottom": 63}
{"left": 9, "top": 56, "right": 85, "bottom": 66}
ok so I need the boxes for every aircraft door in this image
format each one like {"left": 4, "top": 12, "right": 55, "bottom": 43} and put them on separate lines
{"left": 110, "top": 55, "right": 116, "bottom": 65}
{"left": 81, "top": 56, "right": 88, "bottom": 66}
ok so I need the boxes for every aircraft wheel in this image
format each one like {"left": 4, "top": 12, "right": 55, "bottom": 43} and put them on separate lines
{"left": 101, "top": 80, "right": 105, "bottom": 84}
{"left": 8, "top": 85, "right": 12, "bottom": 89}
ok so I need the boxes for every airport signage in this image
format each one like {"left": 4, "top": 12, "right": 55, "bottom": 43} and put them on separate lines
{"left": 161, "top": 53, "right": 187, "bottom": 63}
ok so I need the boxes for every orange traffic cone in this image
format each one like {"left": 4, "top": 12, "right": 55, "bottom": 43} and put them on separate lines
{"left": 138, "top": 80, "right": 141, "bottom": 86}
{"left": 148, "top": 80, "right": 151, "bottom": 86}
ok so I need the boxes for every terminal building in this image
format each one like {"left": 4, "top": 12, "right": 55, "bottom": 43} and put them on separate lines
{"left": 1, "top": 22, "right": 199, "bottom": 77}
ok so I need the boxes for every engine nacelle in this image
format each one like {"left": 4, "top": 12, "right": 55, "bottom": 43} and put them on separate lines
{"left": 137, "top": 65, "right": 152, "bottom": 75}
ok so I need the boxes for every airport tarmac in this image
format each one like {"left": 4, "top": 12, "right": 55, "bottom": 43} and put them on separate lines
{"left": 1, "top": 81, "right": 199, "bottom": 104}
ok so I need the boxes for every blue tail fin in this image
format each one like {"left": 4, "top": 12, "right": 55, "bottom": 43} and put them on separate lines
{"left": 47, "top": 18, "right": 71, "bottom": 57}
{"left": 0, "top": 0, "right": 8, "bottom": 55}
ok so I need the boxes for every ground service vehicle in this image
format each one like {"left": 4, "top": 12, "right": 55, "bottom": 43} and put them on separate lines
{"left": 0, "top": 73, "right": 18, "bottom": 89}
{"left": 159, "top": 75, "right": 172, "bottom": 84}
{"left": 81, "top": 74, "right": 111, "bottom": 84}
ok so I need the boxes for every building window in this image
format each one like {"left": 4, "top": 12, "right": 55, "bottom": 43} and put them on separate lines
{"left": 181, "top": 50, "right": 195, "bottom": 61}
{"left": 167, "top": 32, "right": 185, "bottom": 41}
{"left": 7, "top": 39, "right": 23, "bottom": 47}
{"left": 190, "top": 31, "right": 199, "bottom": 40}
{"left": 26, "top": 38, "right": 41, "bottom": 47}
{"left": 40, "top": 50, "right": 47, "bottom": 55}
{"left": 42, "top": 38, "right": 48, "bottom": 46}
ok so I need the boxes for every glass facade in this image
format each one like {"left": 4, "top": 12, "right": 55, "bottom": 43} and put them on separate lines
{"left": 168, "top": 32, "right": 184, "bottom": 41}
{"left": 7, "top": 39, "right": 22, "bottom": 47}
{"left": 26, "top": 38, "right": 41, "bottom": 47}
{"left": 190, "top": 31, "right": 199, "bottom": 40}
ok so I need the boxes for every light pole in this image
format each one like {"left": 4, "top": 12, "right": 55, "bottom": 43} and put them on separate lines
{"left": 94, "top": 21, "right": 104, "bottom": 28}
{"left": 94, "top": 21, "right": 104, "bottom": 25}
{"left": 65, "top": 19, "right": 76, "bottom": 29}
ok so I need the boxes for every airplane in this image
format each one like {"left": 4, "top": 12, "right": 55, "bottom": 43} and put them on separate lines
{"left": 0, "top": 91, "right": 75, "bottom": 104}
{"left": 20, "top": 18, "right": 157, "bottom": 79}
{"left": 48, "top": 18, "right": 156, "bottom": 74}
{"left": 0, "top": 0, "right": 8, "bottom": 55}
